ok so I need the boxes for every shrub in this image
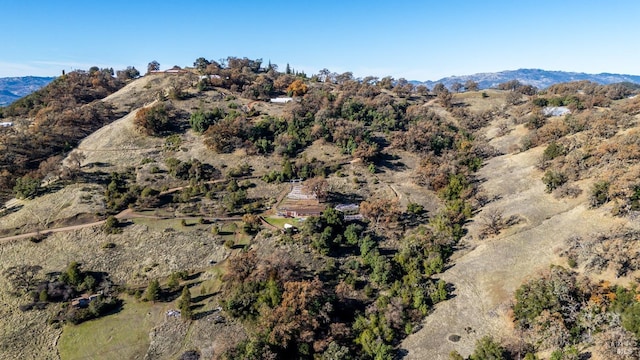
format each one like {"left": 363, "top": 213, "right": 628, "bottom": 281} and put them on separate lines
{"left": 102, "top": 215, "right": 121, "bottom": 234}
{"left": 542, "top": 170, "right": 567, "bottom": 193}
{"left": 469, "top": 336, "right": 507, "bottom": 360}
{"left": 140, "top": 187, "right": 159, "bottom": 198}
{"left": 542, "top": 141, "right": 565, "bottom": 162}
{"left": 406, "top": 202, "right": 425, "bottom": 215}
{"left": 589, "top": 181, "right": 610, "bottom": 208}
{"left": 29, "top": 233, "right": 47, "bottom": 243}
{"left": 189, "top": 107, "right": 224, "bottom": 133}
{"left": 134, "top": 103, "right": 171, "bottom": 136}
{"left": 553, "top": 184, "right": 582, "bottom": 199}
{"left": 164, "top": 134, "right": 182, "bottom": 151}
{"left": 13, "top": 175, "right": 41, "bottom": 199}
{"left": 526, "top": 113, "right": 546, "bottom": 130}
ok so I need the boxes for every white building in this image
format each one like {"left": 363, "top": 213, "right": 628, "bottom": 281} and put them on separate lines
{"left": 270, "top": 97, "right": 293, "bottom": 104}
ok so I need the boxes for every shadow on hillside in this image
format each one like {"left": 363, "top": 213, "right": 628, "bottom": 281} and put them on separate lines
{"left": 191, "top": 292, "right": 216, "bottom": 303}
{"left": 185, "top": 272, "right": 203, "bottom": 281}
{"left": 396, "top": 349, "right": 409, "bottom": 359}
{"left": 161, "top": 281, "right": 204, "bottom": 302}
{"left": 192, "top": 309, "right": 224, "bottom": 321}
{"left": 327, "top": 191, "right": 364, "bottom": 205}
{"left": 75, "top": 170, "right": 111, "bottom": 185}
{"left": 0, "top": 204, "right": 23, "bottom": 218}
{"left": 374, "top": 152, "right": 406, "bottom": 171}
{"left": 85, "top": 161, "right": 112, "bottom": 169}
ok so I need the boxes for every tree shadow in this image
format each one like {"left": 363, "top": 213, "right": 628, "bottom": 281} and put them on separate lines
{"left": 0, "top": 204, "right": 23, "bottom": 217}
{"left": 161, "top": 281, "right": 203, "bottom": 302}
{"left": 85, "top": 162, "right": 112, "bottom": 169}
{"left": 374, "top": 152, "right": 405, "bottom": 171}
{"left": 190, "top": 303, "right": 205, "bottom": 311}
{"left": 192, "top": 309, "right": 224, "bottom": 321}
{"left": 327, "top": 191, "right": 364, "bottom": 205}
{"left": 191, "top": 293, "right": 216, "bottom": 303}
{"left": 395, "top": 348, "right": 409, "bottom": 359}
{"left": 445, "top": 282, "right": 457, "bottom": 300}
{"left": 75, "top": 170, "right": 111, "bottom": 185}
{"left": 185, "top": 272, "right": 203, "bottom": 281}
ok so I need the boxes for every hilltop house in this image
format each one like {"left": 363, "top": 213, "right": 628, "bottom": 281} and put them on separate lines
{"left": 276, "top": 183, "right": 325, "bottom": 218}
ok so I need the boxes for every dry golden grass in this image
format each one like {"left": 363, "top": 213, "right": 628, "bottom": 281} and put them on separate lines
{"left": 4, "top": 73, "right": 639, "bottom": 359}
{"left": 401, "top": 107, "right": 634, "bottom": 360}
{"left": 0, "top": 221, "right": 232, "bottom": 359}
{"left": 0, "top": 183, "right": 104, "bottom": 235}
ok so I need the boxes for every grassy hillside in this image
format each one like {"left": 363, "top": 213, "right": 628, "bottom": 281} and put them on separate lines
{"left": 1, "top": 59, "right": 639, "bottom": 360}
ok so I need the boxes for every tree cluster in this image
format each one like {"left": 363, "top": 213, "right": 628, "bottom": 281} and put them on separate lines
{"left": 0, "top": 69, "right": 125, "bottom": 201}
{"left": 510, "top": 266, "right": 640, "bottom": 359}
{"left": 3, "top": 262, "right": 119, "bottom": 325}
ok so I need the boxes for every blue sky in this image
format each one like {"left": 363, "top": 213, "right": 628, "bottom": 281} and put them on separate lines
{"left": 2, "top": 0, "right": 639, "bottom": 80}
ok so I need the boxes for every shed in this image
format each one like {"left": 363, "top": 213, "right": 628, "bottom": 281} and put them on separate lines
{"left": 71, "top": 294, "right": 100, "bottom": 308}
{"left": 270, "top": 97, "right": 293, "bottom": 104}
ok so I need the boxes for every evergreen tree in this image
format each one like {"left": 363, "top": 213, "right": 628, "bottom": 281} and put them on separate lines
{"left": 144, "top": 279, "right": 161, "bottom": 302}
{"left": 60, "top": 261, "right": 83, "bottom": 286}
{"left": 177, "top": 286, "right": 192, "bottom": 320}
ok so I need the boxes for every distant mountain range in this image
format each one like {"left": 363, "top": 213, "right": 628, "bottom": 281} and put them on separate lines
{"left": 0, "top": 76, "right": 55, "bottom": 106}
{"left": 2, "top": 69, "right": 640, "bottom": 107}
{"left": 413, "top": 69, "right": 640, "bottom": 90}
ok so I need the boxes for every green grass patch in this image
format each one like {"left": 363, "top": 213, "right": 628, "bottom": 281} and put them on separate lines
{"left": 263, "top": 216, "right": 293, "bottom": 229}
{"left": 132, "top": 217, "right": 184, "bottom": 231}
{"left": 58, "top": 296, "right": 165, "bottom": 360}
{"left": 132, "top": 217, "right": 212, "bottom": 232}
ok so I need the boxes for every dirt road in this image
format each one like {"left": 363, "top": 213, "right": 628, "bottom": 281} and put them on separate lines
{"left": 0, "top": 174, "right": 260, "bottom": 244}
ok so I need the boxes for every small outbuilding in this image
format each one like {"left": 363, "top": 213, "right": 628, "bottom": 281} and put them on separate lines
{"left": 71, "top": 294, "right": 100, "bottom": 308}
{"left": 270, "top": 97, "right": 293, "bottom": 104}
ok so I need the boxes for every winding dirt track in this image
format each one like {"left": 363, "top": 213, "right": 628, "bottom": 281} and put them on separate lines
{"left": 0, "top": 176, "right": 259, "bottom": 244}
{"left": 0, "top": 208, "right": 243, "bottom": 243}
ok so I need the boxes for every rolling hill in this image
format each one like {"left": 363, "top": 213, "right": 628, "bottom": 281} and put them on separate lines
{"left": 1, "top": 62, "right": 640, "bottom": 360}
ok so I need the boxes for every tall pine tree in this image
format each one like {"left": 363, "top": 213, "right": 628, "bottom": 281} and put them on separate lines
{"left": 177, "top": 286, "right": 192, "bottom": 320}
